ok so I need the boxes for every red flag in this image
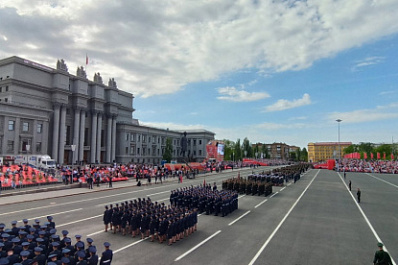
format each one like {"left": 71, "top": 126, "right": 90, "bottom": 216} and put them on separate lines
{"left": 364, "top": 153, "right": 367, "bottom": 159}
{"left": 391, "top": 153, "right": 394, "bottom": 160}
{"left": 383, "top": 153, "right": 386, "bottom": 160}
{"left": 86, "top": 54, "right": 88, "bottom": 65}
{"left": 377, "top": 152, "right": 381, "bottom": 159}
{"left": 371, "top": 153, "right": 374, "bottom": 159}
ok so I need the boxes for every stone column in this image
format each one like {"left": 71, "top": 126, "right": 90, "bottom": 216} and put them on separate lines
{"left": 73, "top": 108, "right": 80, "bottom": 164}
{"left": 14, "top": 117, "right": 21, "bottom": 155}
{"left": 111, "top": 116, "right": 117, "bottom": 163}
{"left": 90, "top": 111, "right": 98, "bottom": 163}
{"left": 79, "top": 110, "right": 86, "bottom": 163}
{"left": 52, "top": 104, "right": 60, "bottom": 162}
{"left": 96, "top": 113, "right": 103, "bottom": 163}
{"left": 58, "top": 105, "right": 67, "bottom": 165}
{"left": 106, "top": 116, "right": 112, "bottom": 163}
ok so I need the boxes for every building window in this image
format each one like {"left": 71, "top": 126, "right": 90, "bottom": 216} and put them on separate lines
{"left": 125, "top": 147, "right": 128, "bottom": 154}
{"left": 7, "top": 140, "right": 14, "bottom": 152}
{"left": 126, "top": 133, "right": 129, "bottom": 141}
{"left": 138, "top": 135, "right": 141, "bottom": 142}
{"left": 158, "top": 137, "right": 160, "bottom": 144}
{"left": 37, "top": 124, "right": 43, "bottom": 133}
{"left": 193, "top": 139, "right": 196, "bottom": 146}
{"left": 142, "top": 135, "right": 146, "bottom": 143}
{"left": 199, "top": 140, "right": 202, "bottom": 145}
{"left": 194, "top": 150, "right": 196, "bottom": 156}
{"left": 4, "top": 98, "right": 8, "bottom": 102}
{"left": 131, "top": 133, "right": 135, "bottom": 141}
{"left": 8, "top": 120, "right": 15, "bottom": 131}
{"left": 137, "top": 147, "right": 140, "bottom": 155}
{"left": 199, "top": 150, "right": 202, "bottom": 156}
{"left": 36, "top": 142, "right": 42, "bottom": 152}
{"left": 5, "top": 86, "right": 9, "bottom": 91}
{"left": 148, "top": 136, "right": 151, "bottom": 143}
{"left": 22, "top": 122, "right": 29, "bottom": 132}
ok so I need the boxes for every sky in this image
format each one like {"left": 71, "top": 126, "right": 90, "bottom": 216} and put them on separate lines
{"left": 1, "top": 0, "right": 398, "bottom": 149}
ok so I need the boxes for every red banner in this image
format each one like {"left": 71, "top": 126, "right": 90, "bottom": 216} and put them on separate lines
{"left": 377, "top": 152, "right": 381, "bottom": 159}
{"left": 383, "top": 152, "right": 386, "bottom": 160}
{"left": 371, "top": 153, "right": 374, "bottom": 159}
{"left": 391, "top": 153, "right": 394, "bottom": 160}
{"left": 364, "top": 153, "right": 367, "bottom": 159}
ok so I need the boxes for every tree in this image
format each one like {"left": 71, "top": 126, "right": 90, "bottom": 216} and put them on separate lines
{"left": 296, "top": 148, "right": 302, "bottom": 161}
{"left": 301, "top": 148, "right": 308, "bottom": 162}
{"left": 162, "top": 138, "right": 173, "bottom": 163}
{"left": 234, "top": 139, "right": 242, "bottom": 161}
{"left": 223, "top": 139, "right": 235, "bottom": 161}
{"left": 242, "top": 137, "right": 252, "bottom": 158}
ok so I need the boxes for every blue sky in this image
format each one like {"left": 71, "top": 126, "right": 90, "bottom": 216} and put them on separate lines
{"left": 1, "top": 0, "right": 398, "bottom": 148}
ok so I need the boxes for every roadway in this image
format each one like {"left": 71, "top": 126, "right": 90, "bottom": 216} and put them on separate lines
{"left": 1, "top": 168, "right": 397, "bottom": 265}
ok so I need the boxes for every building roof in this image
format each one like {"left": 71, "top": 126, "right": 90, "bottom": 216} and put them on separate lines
{"left": 308, "top": 142, "right": 352, "bottom": 146}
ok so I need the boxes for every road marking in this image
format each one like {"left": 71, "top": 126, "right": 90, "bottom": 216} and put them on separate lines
{"left": 338, "top": 173, "right": 396, "bottom": 265}
{"left": 365, "top": 173, "right": 398, "bottom": 189}
{"left": 114, "top": 238, "right": 148, "bottom": 254}
{"left": 280, "top": 187, "right": 286, "bottom": 191}
{"left": 19, "top": 208, "right": 83, "bottom": 223}
{"left": 87, "top": 230, "right": 104, "bottom": 237}
{"left": 228, "top": 210, "right": 251, "bottom": 226}
{"left": 57, "top": 214, "right": 103, "bottom": 228}
{"left": 287, "top": 183, "right": 292, "bottom": 186}
{"left": 175, "top": 230, "right": 222, "bottom": 261}
{"left": 254, "top": 199, "right": 268, "bottom": 209}
{"left": 157, "top": 197, "right": 169, "bottom": 202}
{"left": 248, "top": 169, "right": 320, "bottom": 265}
{"left": 269, "top": 192, "right": 278, "bottom": 198}
{"left": 238, "top": 194, "right": 246, "bottom": 199}
{"left": 147, "top": 190, "right": 170, "bottom": 196}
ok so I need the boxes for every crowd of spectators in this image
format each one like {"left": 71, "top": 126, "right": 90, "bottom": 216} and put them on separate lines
{"left": 336, "top": 159, "right": 398, "bottom": 174}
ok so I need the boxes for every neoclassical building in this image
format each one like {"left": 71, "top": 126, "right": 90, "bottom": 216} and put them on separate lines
{"left": 0, "top": 56, "right": 214, "bottom": 165}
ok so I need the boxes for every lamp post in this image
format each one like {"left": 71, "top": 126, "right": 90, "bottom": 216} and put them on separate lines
{"left": 244, "top": 150, "right": 247, "bottom": 159}
{"left": 336, "top": 119, "right": 342, "bottom": 170}
{"left": 71, "top": 145, "right": 76, "bottom": 168}
{"left": 26, "top": 144, "right": 30, "bottom": 166}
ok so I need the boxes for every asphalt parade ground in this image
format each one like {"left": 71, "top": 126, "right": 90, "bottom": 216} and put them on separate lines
{"left": 1, "top": 168, "right": 397, "bottom": 265}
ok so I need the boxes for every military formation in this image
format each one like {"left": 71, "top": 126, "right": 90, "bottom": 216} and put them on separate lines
{"left": 170, "top": 186, "right": 239, "bottom": 217}
{"left": 0, "top": 218, "right": 112, "bottom": 265}
{"left": 222, "top": 163, "right": 311, "bottom": 196}
{"left": 102, "top": 197, "right": 198, "bottom": 246}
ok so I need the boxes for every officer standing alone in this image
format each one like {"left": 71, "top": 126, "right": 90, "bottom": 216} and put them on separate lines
{"left": 99, "top": 242, "right": 112, "bottom": 265}
{"left": 373, "top": 242, "right": 392, "bottom": 265}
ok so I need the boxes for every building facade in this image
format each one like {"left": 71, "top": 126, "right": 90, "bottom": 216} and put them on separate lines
{"left": 0, "top": 56, "right": 214, "bottom": 165}
{"left": 307, "top": 142, "right": 352, "bottom": 162}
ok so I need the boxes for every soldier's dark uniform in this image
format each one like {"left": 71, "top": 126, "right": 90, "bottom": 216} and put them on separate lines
{"left": 99, "top": 242, "right": 112, "bottom": 265}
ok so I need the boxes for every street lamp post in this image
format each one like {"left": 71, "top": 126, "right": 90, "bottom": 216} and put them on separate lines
{"left": 336, "top": 119, "right": 342, "bottom": 171}
{"left": 26, "top": 145, "right": 30, "bottom": 166}
{"left": 71, "top": 145, "right": 76, "bottom": 167}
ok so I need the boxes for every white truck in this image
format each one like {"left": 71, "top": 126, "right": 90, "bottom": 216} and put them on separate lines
{"left": 28, "top": 155, "right": 57, "bottom": 169}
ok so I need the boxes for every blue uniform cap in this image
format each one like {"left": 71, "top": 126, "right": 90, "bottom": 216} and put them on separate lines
{"left": 51, "top": 241, "right": 60, "bottom": 247}
{"left": 48, "top": 253, "right": 57, "bottom": 258}
{"left": 88, "top": 246, "right": 97, "bottom": 253}
{"left": 19, "top": 231, "right": 27, "bottom": 235}
{"left": 50, "top": 229, "right": 57, "bottom": 234}
{"left": 26, "top": 235, "right": 34, "bottom": 239}
{"left": 377, "top": 242, "right": 384, "bottom": 247}
{"left": 48, "top": 262, "right": 57, "bottom": 265}
{"left": 64, "top": 238, "right": 71, "bottom": 243}
{"left": 51, "top": 234, "right": 59, "bottom": 239}
{"left": 22, "top": 242, "right": 30, "bottom": 246}
{"left": 103, "top": 242, "right": 110, "bottom": 247}
{"left": 40, "top": 225, "right": 47, "bottom": 229}
{"left": 61, "top": 257, "right": 70, "bottom": 264}
{"left": 11, "top": 221, "right": 17, "bottom": 225}
{"left": 0, "top": 224, "right": 4, "bottom": 229}
{"left": 75, "top": 234, "right": 82, "bottom": 238}
{"left": 0, "top": 258, "right": 9, "bottom": 265}
{"left": 62, "top": 248, "right": 71, "bottom": 254}
{"left": 38, "top": 231, "right": 46, "bottom": 235}
{"left": 47, "top": 216, "right": 53, "bottom": 220}
{"left": 34, "top": 219, "right": 40, "bottom": 223}
{"left": 23, "top": 219, "right": 28, "bottom": 223}
{"left": 34, "top": 247, "right": 43, "bottom": 252}
{"left": 62, "top": 230, "right": 68, "bottom": 235}
{"left": 12, "top": 237, "right": 20, "bottom": 243}
{"left": 36, "top": 238, "right": 44, "bottom": 242}
{"left": 77, "top": 251, "right": 86, "bottom": 258}
{"left": 1, "top": 233, "right": 9, "bottom": 238}
{"left": 29, "top": 228, "right": 36, "bottom": 232}
{"left": 0, "top": 243, "right": 4, "bottom": 247}
{"left": 20, "top": 250, "right": 30, "bottom": 256}
{"left": 76, "top": 242, "right": 83, "bottom": 248}
{"left": 86, "top": 238, "right": 93, "bottom": 243}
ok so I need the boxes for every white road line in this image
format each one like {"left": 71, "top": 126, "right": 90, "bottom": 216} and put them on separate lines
{"left": 175, "top": 230, "right": 222, "bottom": 261}
{"left": 280, "top": 187, "right": 286, "bottom": 191}
{"left": 365, "top": 173, "right": 398, "bottom": 189}
{"left": 248, "top": 169, "right": 320, "bottom": 265}
{"left": 114, "top": 238, "right": 148, "bottom": 254}
{"left": 338, "top": 173, "right": 396, "bottom": 265}
{"left": 287, "top": 183, "right": 292, "bottom": 186}
{"left": 157, "top": 198, "right": 169, "bottom": 202}
{"left": 254, "top": 199, "right": 268, "bottom": 209}
{"left": 57, "top": 214, "right": 103, "bottom": 228}
{"left": 147, "top": 190, "right": 170, "bottom": 196}
{"left": 87, "top": 230, "right": 104, "bottom": 237}
{"left": 0, "top": 185, "right": 173, "bottom": 216}
{"left": 269, "top": 192, "right": 278, "bottom": 198}
{"left": 238, "top": 194, "right": 246, "bottom": 199}
{"left": 228, "top": 210, "right": 251, "bottom": 226}
{"left": 19, "top": 208, "right": 83, "bottom": 223}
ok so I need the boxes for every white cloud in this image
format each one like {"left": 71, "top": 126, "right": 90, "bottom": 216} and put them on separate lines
{"left": 217, "top": 86, "right": 270, "bottom": 102}
{"left": 351, "top": 56, "right": 384, "bottom": 71}
{"left": 265, "top": 93, "right": 311, "bottom": 112}
{"left": 328, "top": 103, "right": 398, "bottom": 123}
{"left": 1, "top": 1, "right": 398, "bottom": 97}
{"left": 379, "top": 90, "right": 396, "bottom": 96}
